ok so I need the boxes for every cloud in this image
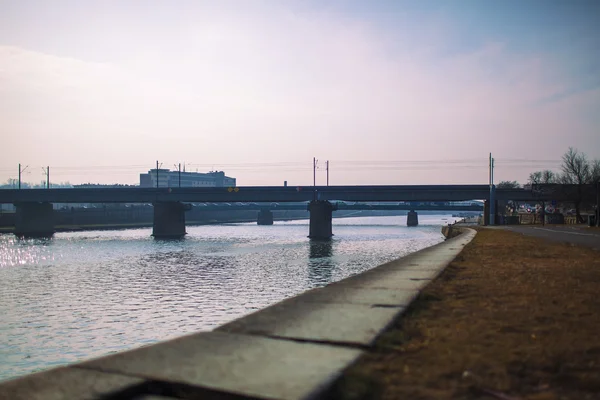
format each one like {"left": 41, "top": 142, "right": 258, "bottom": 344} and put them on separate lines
{"left": 0, "top": 2, "right": 598, "bottom": 185}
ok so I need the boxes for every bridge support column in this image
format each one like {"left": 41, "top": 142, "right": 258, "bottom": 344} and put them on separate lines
{"left": 407, "top": 210, "right": 419, "bottom": 227}
{"left": 483, "top": 201, "right": 490, "bottom": 225}
{"left": 308, "top": 200, "right": 336, "bottom": 239}
{"left": 494, "top": 200, "right": 499, "bottom": 225}
{"left": 257, "top": 209, "right": 274, "bottom": 225}
{"left": 15, "top": 202, "right": 55, "bottom": 237}
{"left": 153, "top": 202, "right": 186, "bottom": 239}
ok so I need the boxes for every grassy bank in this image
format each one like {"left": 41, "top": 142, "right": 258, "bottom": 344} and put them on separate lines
{"left": 334, "top": 228, "right": 600, "bottom": 400}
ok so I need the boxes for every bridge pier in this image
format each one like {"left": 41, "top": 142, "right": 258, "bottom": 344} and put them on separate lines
{"left": 308, "top": 200, "right": 337, "bottom": 239}
{"left": 152, "top": 202, "right": 187, "bottom": 239}
{"left": 494, "top": 200, "right": 499, "bottom": 224}
{"left": 407, "top": 210, "right": 419, "bottom": 227}
{"left": 15, "top": 202, "right": 55, "bottom": 237}
{"left": 257, "top": 209, "right": 274, "bottom": 225}
{"left": 483, "top": 201, "right": 490, "bottom": 225}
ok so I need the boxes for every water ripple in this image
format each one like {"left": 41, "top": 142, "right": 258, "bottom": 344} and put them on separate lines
{"left": 0, "top": 215, "right": 456, "bottom": 381}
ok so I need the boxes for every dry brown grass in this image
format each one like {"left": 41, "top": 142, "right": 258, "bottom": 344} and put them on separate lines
{"left": 333, "top": 229, "right": 600, "bottom": 400}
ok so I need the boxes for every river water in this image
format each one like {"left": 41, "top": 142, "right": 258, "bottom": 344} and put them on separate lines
{"left": 0, "top": 215, "right": 456, "bottom": 382}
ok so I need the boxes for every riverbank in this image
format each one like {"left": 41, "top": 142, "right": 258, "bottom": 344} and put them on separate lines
{"left": 334, "top": 228, "right": 600, "bottom": 400}
{"left": 0, "top": 220, "right": 470, "bottom": 399}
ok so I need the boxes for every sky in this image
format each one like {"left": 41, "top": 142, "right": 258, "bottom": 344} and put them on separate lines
{"left": 1, "top": 0, "right": 599, "bottom": 186}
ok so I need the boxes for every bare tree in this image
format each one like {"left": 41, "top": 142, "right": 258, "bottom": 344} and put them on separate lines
{"left": 497, "top": 180, "right": 520, "bottom": 189}
{"left": 528, "top": 171, "right": 541, "bottom": 185}
{"left": 562, "top": 147, "right": 591, "bottom": 184}
{"left": 562, "top": 148, "right": 592, "bottom": 222}
{"left": 528, "top": 170, "right": 557, "bottom": 185}
{"left": 527, "top": 149, "right": 599, "bottom": 223}
{"left": 591, "top": 160, "right": 600, "bottom": 185}
{"left": 542, "top": 170, "right": 556, "bottom": 184}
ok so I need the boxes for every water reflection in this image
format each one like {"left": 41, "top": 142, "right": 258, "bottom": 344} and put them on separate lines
{"left": 307, "top": 239, "right": 334, "bottom": 287}
{"left": 16, "top": 237, "right": 54, "bottom": 246}
{"left": 309, "top": 239, "right": 333, "bottom": 259}
{"left": 16, "top": 234, "right": 55, "bottom": 241}
{"left": 151, "top": 237, "right": 187, "bottom": 242}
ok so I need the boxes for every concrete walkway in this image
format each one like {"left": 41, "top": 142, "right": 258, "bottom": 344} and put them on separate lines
{"left": 492, "top": 225, "right": 600, "bottom": 250}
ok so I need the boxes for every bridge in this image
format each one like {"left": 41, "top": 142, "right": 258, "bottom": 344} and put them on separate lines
{"left": 193, "top": 202, "right": 483, "bottom": 212}
{"left": 195, "top": 201, "right": 483, "bottom": 227}
{"left": 0, "top": 185, "right": 537, "bottom": 204}
{"left": 0, "top": 184, "right": 569, "bottom": 239}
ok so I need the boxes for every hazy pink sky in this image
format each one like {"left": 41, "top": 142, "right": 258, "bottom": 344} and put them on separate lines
{"left": 1, "top": 0, "right": 598, "bottom": 186}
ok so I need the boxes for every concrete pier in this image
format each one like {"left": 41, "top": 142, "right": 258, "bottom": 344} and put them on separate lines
{"left": 308, "top": 200, "right": 336, "bottom": 239}
{"left": 152, "top": 202, "right": 187, "bottom": 239}
{"left": 482, "top": 200, "right": 499, "bottom": 225}
{"left": 14, "top": 202, "right": 55, "bottom": 237}
{"left": 407, "top": 210, "right": 418, "bottom": 227}
{"left": 257, "top": 209, "right": 274, "bottom": 225}
{"left": 483, "top": 200, "right": 490, "bottom": 225}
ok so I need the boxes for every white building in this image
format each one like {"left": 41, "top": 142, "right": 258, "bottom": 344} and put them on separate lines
{"left": 140, "top": 169, "right": 236, "bottom": 188}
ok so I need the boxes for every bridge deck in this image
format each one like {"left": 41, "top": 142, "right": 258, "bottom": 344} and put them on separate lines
{"left": 0, "top": 185, "right": 552, "bottom": 204}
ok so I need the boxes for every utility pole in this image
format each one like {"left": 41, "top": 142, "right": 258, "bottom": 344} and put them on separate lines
{"left": 489, "top": 153, "right": 495, "bottom": 225}
{"left": 156, "top": 160, "right": 159, "bottom": 188}
{"left": 313, "top": 157, "right": 318, "bottom": 201}
{"left": 18, "top": 164, "right": 29, "bottom": 189}
{"left": 177, "top": 163, "right": 181, "bottom": 187}
{"left": 42, "top": 166, "right": 50, "bottom": 189}
{"left": 326, "top": 160, "right": 329, "bottom": 186}
{"left": 313, "top": 157, "right": 317, "bottom": 187}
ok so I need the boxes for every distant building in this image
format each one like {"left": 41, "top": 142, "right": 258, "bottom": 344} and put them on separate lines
{"left": 139, "top": 169, "right": 236, "bottom": 188}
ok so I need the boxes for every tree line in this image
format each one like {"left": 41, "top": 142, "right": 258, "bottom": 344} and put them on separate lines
{"left": 0, "top": 181, "right": 137, "bottom": 189}
{"left": 498, "top": 147, "right": 600, "bottom": 223}
{"left": 0, "top": 180, "right": 73, "bottom": 189}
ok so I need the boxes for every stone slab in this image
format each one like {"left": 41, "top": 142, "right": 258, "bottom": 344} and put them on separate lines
{"left": 217, "top": 297, "right": 401, "bottom": 346}
{"left": 329, "top": 272, "right": 427, "bottom": 291}
{"left": 330, "top": 268, "right": 436, "bottom": 291}
{"left": 298, "top": 286, "right": 419, "bottom": 307}
{"left": 81, "top": 331, "right": 362, "bottom": 400}
{"left": 386, "top": 268, "right": 441, "bottom": 280}
{"left": 0, "top": 366, "right": 145, "bottom": 400}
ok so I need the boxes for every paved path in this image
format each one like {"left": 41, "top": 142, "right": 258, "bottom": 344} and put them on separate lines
{"left": 495, "top": 225, "right": 600, "bottom": 250}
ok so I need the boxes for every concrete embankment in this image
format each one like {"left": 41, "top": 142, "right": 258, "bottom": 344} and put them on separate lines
{"left": 0, "top": 228, "right": 476, "bottom": 400}
{"left": 441, "top": 224, "right": 460, "bottom": 239}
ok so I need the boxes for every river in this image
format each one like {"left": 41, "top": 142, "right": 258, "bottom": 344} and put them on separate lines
{"left": 0, "top": 214, "right": 457, "bottom": 382}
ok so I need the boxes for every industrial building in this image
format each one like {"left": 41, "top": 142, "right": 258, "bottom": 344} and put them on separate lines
{"left": 139, "top": 169, "right": 236, "bottom": 188}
